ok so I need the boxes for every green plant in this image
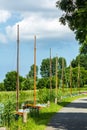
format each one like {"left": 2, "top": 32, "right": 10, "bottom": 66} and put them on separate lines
{"left": 3, "top": 96, "right": 15, "bottom": 127}
{"left": 38, "top": 88, "right": 50, "bottom": 103}
{"left": 38, "top": 88, "right": 57, "bottom": 103}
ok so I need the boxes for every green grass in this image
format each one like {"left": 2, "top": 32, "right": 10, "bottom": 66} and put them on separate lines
{"left": 0, "top": 88, "right": 87, "bottom": 130}
{"left": 10, "top": 94, "right": 87, "bottom": 130}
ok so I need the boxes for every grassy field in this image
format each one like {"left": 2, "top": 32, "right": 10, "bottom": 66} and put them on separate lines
{"left": 10, "top": 94, "right": 87, "bottom": 130}
{"left": 0, "top": 88, "right": 87, "bottom": 129}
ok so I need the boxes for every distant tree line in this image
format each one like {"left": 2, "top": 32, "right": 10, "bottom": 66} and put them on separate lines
{"left": 0, "top": 54, "right": 87, "bottom": 91}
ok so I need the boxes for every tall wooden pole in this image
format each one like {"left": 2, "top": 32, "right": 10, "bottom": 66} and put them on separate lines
{"left": 62, "top": 58, "right": 64, "bottom": 93}
{"left": 16, "top": 24, "right": 19, "bottom": 111}
{"left": 55, "top": 55, "right": 58, "bottom": 96}
{"left": 70, "top": 63, "right": 72, "bottom": 95}
{"left": 50, "top": 48, "right": 52, "bottom": 92}
{"left": 78, "top": 63, "right": 80, "bottom": 93}
{"left": 34, "top": 35, "right": 36, "bottom": 105}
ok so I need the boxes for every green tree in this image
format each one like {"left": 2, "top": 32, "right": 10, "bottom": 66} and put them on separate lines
{"left": 56, "top": 0, "right": 87, "bottom": 44}
{"left": 80, "top": 37, "right": 87, "bottom": 54}
{"left": 0, "top": 82, "right": 5, "bottom": 91}
{"left": 71, "top": 54, "right": 87, "bottom": 70}
{"left": 4, "top": 71, "right": 24, "bottom": 91}
{"left": 58, "top": 57, "right": 67, "bottom": 82}
{"left": 40, "top": 57, "right": 66, "bottom": 78}
{"left": 37, "top": 77, "right": 49, "bottom": 89}
{"left": 58, "top": 57, "right": 67, "bottom": 69}
{"left": 65, "top": 66, "right": 87, "bottom": 88}
{"left": 40, "top": 58, "right": 50, "bottom": 77}
{"left": 21, "top": 78, "right": 33, "bottom": 90}
{"left": 27, "top": 64, "right": 38, "bottom": 79}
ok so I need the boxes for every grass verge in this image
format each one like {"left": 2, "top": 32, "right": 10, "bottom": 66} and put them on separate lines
{"left": 10, "top": 94, "right": 87, "bottom": 130}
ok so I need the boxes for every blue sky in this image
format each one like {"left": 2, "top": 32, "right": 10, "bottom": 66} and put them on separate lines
{"left": 0, "top": 0, "right": 79, "bottom": 82}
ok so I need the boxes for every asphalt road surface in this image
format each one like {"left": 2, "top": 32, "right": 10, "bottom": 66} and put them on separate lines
{"left": 46, "top": 97, "right": 87, "bottom": 130}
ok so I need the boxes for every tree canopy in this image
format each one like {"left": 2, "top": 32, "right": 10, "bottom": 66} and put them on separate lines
{"left": 4, "top": 71, "right": 24, "bottom": 91}
{"left": 27, "top": 64, "right": 38, "bottom": 79}
{"left": 56, "top": 0, "right": 87, "bottom": 44}
{"left": 71, "top": 54, "right": 87, "bottom": 70}
{"left": 40, "top": 57, "right": 67, "bottom": 78}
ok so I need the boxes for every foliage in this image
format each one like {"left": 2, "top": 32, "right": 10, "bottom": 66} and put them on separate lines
{"left": 37, "top": 77, "right": 48, "bottom": 89}
{"left": 27, "top": 64, "right": 38, "bottom": 79}
{"left": 21, "top": 78, "right": 33, "bottom": 90}
{"left": 80, "top": 37, "right": 87, "bottom": 54}
{"left": 38, "top": 88, "right": 57, "bottom": 103}
{"left": 46, "top": 77, "right": 56, "bottom": 89}
{"left": 56, "top": 0, "right": 87, "bottom": 44}
{"left": 38, "top": 88, "right": 50, "bottom": 103}
{"left": 9, "top": 94, "right": 86, "bottom": 130}
{"left": 37, "top": 76, "right": 58, "bottom": 89}
{"left": 40, "top": 57, "right": 66, "bottom": 78}
{"left": 65, "top": 66, "right": 87, "bottom": 88}
{"left": 71, "top": 54, "right": 87, "bottom": 70}
{"left": 0, "top": 82, "right": 5, "bottom": 91}
{"left": 40, "top": 58, "right": 50, "bottom": 77}
{"left": 58, "top": 57, "right": 67, "bottom": 69}
{"left": 4, "top": 71, "right": 24, "bottom": 91}
{"left": 2, "top": 96, "right": 15, "bottom": 127}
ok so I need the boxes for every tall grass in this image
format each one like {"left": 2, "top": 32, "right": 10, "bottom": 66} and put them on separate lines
{"left": 0, "top": 88, "right": 87, "bottom": 129}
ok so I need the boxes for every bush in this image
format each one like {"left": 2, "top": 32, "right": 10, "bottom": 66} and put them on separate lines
{"left": 38, "top": 88, "right": 56, "bottom": 103}
{"left": 2, "top": 96, "right": 15, "bottom": 127}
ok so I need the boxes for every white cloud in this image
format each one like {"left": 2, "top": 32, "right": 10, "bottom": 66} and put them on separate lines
{"left": 0, "top": 33, "right": 7, "bottom": 43}
{"left": 0, "top": 0, "right": 74, "bottom": 43}
{"left": 0, "top": 10, "right": 11, "bottom": 23}
{"left": 0, "top": 0, "right": 56, "bottom": 12}
{"left": 6, "top": 14, "right": 73, "bottom": 41}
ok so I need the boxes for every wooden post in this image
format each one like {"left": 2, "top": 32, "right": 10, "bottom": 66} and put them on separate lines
{"left": 70, "top": 63, "right": 72, "bottom": 95}
{"left": 62, "top": 58, "right": 64, "bottom": 93}
{"left": 34, "top": 35, "right": 36, "bottom": 105}
{"left": 50, "top": 48, "right": 52, "bottom": 92}
{"left": 55, "top": 55, "right": 58, "bottom": 96}
{"left": 16, "top": 24, "right": 19, "bottom": 112}
{"left": 0, "top": 128, "right": 6, "bottom": 130}
{"left": 78, "top": 63, "right": 80, "bottom": 94}
{"left": 23, "top": 112, "right": 27, "bottom": 123}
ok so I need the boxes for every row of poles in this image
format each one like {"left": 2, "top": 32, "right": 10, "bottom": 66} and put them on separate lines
{"left": 16, "top": 25, "right": 37, "bottom": 112}
{"left": 50, "top": 49, "right": 80, "bottom": 98}
{"left": 16, "top": 25, "right": 80, "bottom": 112}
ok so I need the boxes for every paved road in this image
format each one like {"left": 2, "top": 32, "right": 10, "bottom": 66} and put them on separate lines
{"left": 45, "top": 97, "right": 87, "bottom": 130}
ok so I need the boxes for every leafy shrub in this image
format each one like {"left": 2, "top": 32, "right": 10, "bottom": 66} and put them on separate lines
{"left": 38, "top": 88, "right": 56, "bottom": 103}
{"left": 3, "top": 96, "right": 15, "bottom": 127}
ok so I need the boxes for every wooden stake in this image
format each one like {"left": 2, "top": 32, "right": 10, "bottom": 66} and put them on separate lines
{"left": 34, "top": 35, "right": 36, "bottom": 105}
{"left": 16, "top": 24, "right": 19, "bottom": 111}
{"left": 62, "top": 58, "right": 64, "bottom": 93}
{"left": 50, "top": 48, "right": 52, "bottom": 92}
{"left": 78, "top": 63, "right": 80, "bottom": 93}
{"left": 70, "top": 63, "right": 72, "bottom": 95}
{"left": 55, "top": 55, "right": 58, "bottom": 96}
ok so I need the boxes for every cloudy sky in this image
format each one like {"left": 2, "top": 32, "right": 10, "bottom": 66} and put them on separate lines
{"left": 0, "top": 0, "right": 79, "bottom": 82}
